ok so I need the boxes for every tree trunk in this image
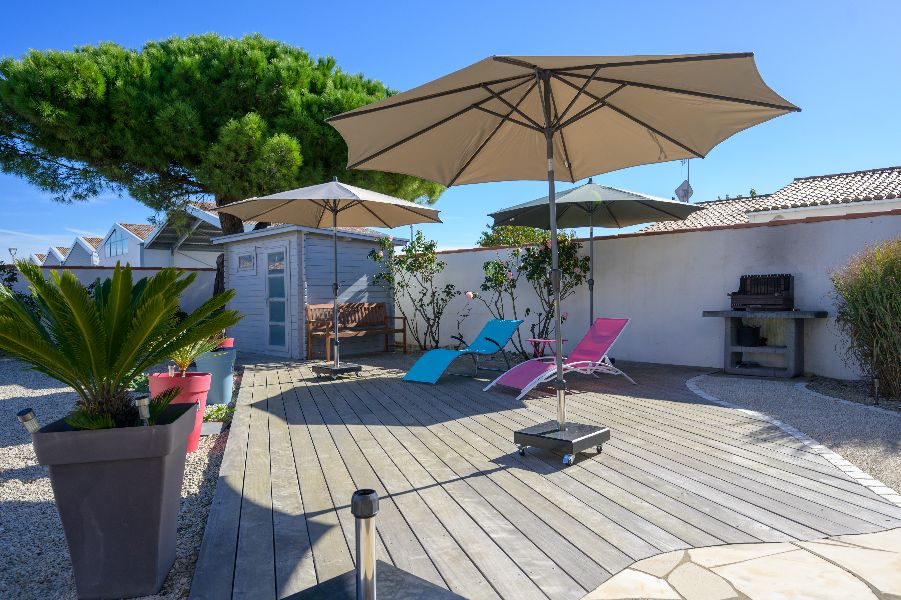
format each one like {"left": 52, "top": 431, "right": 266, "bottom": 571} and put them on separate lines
{"left": 214, "top": 197, "right": 244, "bottom": 295}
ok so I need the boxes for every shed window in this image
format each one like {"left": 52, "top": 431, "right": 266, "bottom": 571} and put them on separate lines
{"left": 105, "top": 230, "right": 128, "bottom": 257}
{"left": 237, "top": 253, "right": 254, "bottom": 271}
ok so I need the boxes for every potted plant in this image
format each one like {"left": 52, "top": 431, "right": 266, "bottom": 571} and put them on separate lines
{"left": 0, "top": 263, "right": 241, "bottom": 599}
{"left": 149, "top": 335, "right": 223, "bottom": 453}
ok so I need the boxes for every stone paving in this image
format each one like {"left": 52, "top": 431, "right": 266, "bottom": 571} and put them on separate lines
{"left": 583, "top": 527, "right": 901, "bottom": 599}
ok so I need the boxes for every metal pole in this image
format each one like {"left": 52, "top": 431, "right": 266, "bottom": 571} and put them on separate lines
{"left": 332, "top": 207, "right": 340, "bottom": 368}
{"left": 588, "top": 212, "right": 595, "bottom": 327}
{"left": 352, "top": 489, "right": 379, "bottom": 600}
{"left": 540, "top": 70, "right": 566, "bottom": 432}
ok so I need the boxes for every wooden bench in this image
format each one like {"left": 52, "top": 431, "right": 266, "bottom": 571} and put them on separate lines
{"left": 306, "top": 302, "right": 407, "bottom": 361}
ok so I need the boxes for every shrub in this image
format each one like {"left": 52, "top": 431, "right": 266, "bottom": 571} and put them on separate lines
{"left": 0, "top": 263, "right": 242, "bottom": 429}
{"left": 369, "top": 231, "right": 458, "bottom": 350}
{"left": 831, "top": 239, "right": 900, "bottom": 398}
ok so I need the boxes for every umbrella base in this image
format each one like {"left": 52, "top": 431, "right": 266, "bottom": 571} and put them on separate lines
{"left": 311, "top": 362, "right": 363, "bottom": 380}
{"left": 284, "top": 560, "right": 466, "bottom": 599}
{"left": 514, "top": 421, "right": 610, "bottom": 466}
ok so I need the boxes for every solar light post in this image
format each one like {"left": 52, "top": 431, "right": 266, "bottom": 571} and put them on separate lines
{"left": 134, "top": 396, "right": 151, "bottom": 427}
{"left": 8, "top": 247, "right": 17, "bottom": 261}
{"left": 351, "top": 489, "right": 379, "bottom": 600}
{"left": 17, "top": 408, "right": 40, "bottom": 433}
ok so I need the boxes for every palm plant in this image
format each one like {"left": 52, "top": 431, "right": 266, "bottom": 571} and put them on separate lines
{"left": 169, "top": 335, "right": 224, "bottom": 376}
{"left": 0, "top": 262, "right": 242, "bottom": 429}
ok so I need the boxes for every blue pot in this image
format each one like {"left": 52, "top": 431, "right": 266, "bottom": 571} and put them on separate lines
{"left": 194, "top": 349, "right": 236, "bottom": 405}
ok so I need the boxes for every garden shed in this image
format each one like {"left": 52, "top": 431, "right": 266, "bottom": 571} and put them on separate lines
{"left": 215, "top": 224, "right": 398, "bottom": 359}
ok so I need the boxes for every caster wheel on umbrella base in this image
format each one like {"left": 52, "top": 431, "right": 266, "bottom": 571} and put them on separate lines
{"left": 563, "top": 454, "right": 575, "bottom": 466}
{"left": 517, "top": 445, "right": 526, "bottom": 456}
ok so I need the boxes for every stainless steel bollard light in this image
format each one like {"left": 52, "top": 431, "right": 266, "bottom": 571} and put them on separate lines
{"left": 351, "top": 489, "right": 379, "bottom": 600}
{"left": 133, "top": 395, "right": 151, "bottom": 426}
{"left": 16, "top": 408, "right": 40, "bottom": 433}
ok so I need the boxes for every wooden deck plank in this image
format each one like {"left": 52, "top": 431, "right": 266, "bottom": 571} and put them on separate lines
{"left": 232, "top": 382, "right": 276, "bottom": 600}
{"left": 268, "top": 383, "right": 316, "bottom": 598}
{"left": 188, "top": 368, "right": 254, "bottom": 600}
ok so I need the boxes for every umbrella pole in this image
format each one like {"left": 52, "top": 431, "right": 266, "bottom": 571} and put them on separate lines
{"left": 332, "top": 209, "right": 340, "bottom": 368}
{"left": 588, "top": 213, "right": 595, "bottom": 327}
{"left": 539, "top": 73, "right": 567, "bottom": 432}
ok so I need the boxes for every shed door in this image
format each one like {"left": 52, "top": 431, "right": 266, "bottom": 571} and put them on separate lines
{"left": 265, "top": 248, "right": 288, "bottom": 351}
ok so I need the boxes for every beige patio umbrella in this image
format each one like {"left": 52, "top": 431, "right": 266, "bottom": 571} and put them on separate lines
{"left": 218, "top": 178, "right": 441, "bottom": 376}
{"left": 327, "top": 53, "right": 798, "bottom": 449}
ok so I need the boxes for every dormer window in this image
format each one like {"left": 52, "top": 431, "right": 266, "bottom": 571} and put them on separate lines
{"left": 105, "top": 230, "right": 128, "bottom": 257}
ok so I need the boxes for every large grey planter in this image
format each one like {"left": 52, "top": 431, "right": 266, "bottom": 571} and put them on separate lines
{"left": 32, "top": 403, "right": 197, "bottom": 599}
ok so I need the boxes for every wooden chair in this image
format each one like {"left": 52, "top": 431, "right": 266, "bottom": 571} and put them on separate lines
{"left": 306, "top": 302, "right": 407, "bottom": 360}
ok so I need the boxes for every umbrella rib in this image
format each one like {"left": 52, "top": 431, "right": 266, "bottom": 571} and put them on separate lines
{"left": 554, "top": 66, "right": 601, "bottom": 127}
{"left": 634, "top": 198, "right": 687, "bottom": 220}
{"left": 559, "top": 71, "right": 800, "bottom": 112}
{"left": 553, "top": 79, "right": 626, "bottom": 130}
{"left": 346, "top": 77, "right": 533, "bottom": 170}
{"left": 605, "top": 101, "right": 704, "bottom": 158}
{"left": 358, "top": 202, "right": 393, "bottom": 228}
{"left": 234, "top": 199, "right": 297, "bottom": 223}
{"left": 473, "top": 106, "right": 543, "bottom": 132}
{"left": 552, "top": 52, "right": 757, "bottom": 72}
{"left": 481, "top": 84, "right": 543, "bottom": 130}
{"left": 326, "top": 73, "right": 533, "bottom": 122}
{"left": 449, "top": 79, "right": 539, "bottom": 187}
{"left": 550, "top": 90, "right": 576, "bottom": 183}
{"left": 602, "top": 202, "right": 622, "bottom": 229}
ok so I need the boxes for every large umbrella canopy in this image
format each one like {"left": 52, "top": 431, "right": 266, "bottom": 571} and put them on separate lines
{"left": 327, "top": 53, "right": 798, "bottom": 432}
{"left": 489, "top": 180, "right": 704, "bottom": 326}
{"left": 217, "top": 179, "right": 441, "bottom": 371}
{"left": 328, "top": 54, "right": 799, "bottom": 186}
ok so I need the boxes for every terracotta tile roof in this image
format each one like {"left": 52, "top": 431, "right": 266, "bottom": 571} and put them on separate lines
{"left": 189, "top": 201, "right": 217, "bottom": 212}
{"left": 35, "top": 253, "right": 46, "bottom": 261}
{"left": 747, "top": 166, "right": 901, "bottom": 212}
{"left": 119, "top": 223, "right": 155, "bottom": 240}
{"left": 82, "top": 236, "right": 103, "bottom": 249}
{"left": 55, "top": 246, "right": 70, "bottom": 257}
{"left": 640, "top": 166, "right": 901, "bottom": 233}
{"left": 639, "top": 195, "right": 775, "bottom": 232}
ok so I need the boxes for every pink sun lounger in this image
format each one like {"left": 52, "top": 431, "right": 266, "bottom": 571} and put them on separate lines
{"left": 484, "top": 317, "right": 635, "bottom": 400}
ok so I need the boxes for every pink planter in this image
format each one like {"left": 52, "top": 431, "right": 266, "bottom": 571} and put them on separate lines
{"left": 217, "top": 337, "right": 235, "bottom": 349}
{"left": 148, "top": 372, "right": 211, "bottom": 452}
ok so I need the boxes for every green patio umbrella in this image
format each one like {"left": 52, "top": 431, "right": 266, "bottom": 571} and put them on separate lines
{"left": 327, "top": 53, "right": 798, "bottom": 449}
{"left": 488, "top": 179, "right": 703, "bottom": 326}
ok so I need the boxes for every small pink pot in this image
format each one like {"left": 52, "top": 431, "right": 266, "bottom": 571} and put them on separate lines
{"left": 217, "top": 337, "right": 235, "bottom": 349}
{"left": 148, "top": 372, "right": 211, "bottom": 452}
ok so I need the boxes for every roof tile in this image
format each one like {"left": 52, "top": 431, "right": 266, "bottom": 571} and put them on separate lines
{"left": 119, "top": 223, "right": 155, "bottom": 240}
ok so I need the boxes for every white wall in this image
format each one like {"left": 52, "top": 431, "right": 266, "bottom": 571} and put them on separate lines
{"left": 97, "top": 226, "right": 144, "bottom": 267}
{"left": 413, "top": 212, "right": 900, "bottom": 380}
{"left": 62, "top": 242, "right": 97, "bottom": 267}
{"left": 7, "top": 266, "right": 215, "bottom": 313}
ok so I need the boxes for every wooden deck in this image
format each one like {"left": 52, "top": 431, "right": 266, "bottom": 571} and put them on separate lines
{"left": 189, "top": 355, "right": 901, "bottom": 600}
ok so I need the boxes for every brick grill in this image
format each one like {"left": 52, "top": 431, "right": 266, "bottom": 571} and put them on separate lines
{"left": 729, "top": 274, "right": 794, "bottom": 311}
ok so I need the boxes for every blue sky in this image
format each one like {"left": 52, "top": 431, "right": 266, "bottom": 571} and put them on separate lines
{"left": 2, "top": 0, "right": 900, "bottom": 259}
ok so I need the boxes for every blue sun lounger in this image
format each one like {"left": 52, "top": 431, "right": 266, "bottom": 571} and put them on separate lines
{"left": 403, "top": 319, "right": 523, "bottom": 384}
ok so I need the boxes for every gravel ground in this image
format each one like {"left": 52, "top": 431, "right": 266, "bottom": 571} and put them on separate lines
{"left": 0, "top": 358, "right": 227, "bottom": 600}
{"left": 695, "top": 373, "right": 901, "bottom": 494}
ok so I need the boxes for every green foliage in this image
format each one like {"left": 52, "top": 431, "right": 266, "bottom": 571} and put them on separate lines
{"left": 0, "top": 262, "right": 242, "bottom": 429}
{"left": 169, "top": 335, "right": 223, "bottom": 375}
{"left": 477, "top": 225, "right": 551, "bottom": 248}
{"left": 204, "top": 403, "right": 235, "bottom": 424}
{"left": 831, "top": 239, "right": 900, "bottom": 398}
{"left": 471, "top": 236, "right": 589, "bottom": 354}
{"left": 0, "top": 34, "right": 443, "bottom": 223}
{"left": 128, "top": 372, "right": 149, "bottom": 393}
{"left": 369, "top": 231, "right": 458, "bottom": 350}
{"left": 0, "top": 261, "right": 36, "bottom": 312}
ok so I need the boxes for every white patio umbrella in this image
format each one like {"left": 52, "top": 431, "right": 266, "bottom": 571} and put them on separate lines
{"left": 217, "top": 178, "right": 441, "bottom": 376}
{"left": 327, "top": 53, "right": 798, "bottom": 442}
{"left": 488, "top": 179, "right": 703, "bottom": 326}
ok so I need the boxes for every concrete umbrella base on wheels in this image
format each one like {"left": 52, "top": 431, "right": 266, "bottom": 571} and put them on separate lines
{"left": 31, "top": 403, "right": 196, "bottom": 599}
